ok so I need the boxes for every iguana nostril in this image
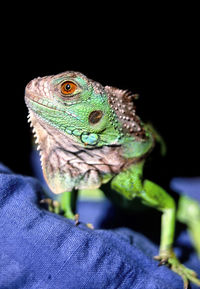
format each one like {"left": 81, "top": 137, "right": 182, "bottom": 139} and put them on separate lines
{"left": 89, "top": 110, "right": 103, "bottom": 124}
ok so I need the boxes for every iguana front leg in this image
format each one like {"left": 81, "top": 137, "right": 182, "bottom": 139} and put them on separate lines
{"left": 60, "top": 190, "right": 79, "bottom": 225}
{"left": 142, "top": 180, "right": 200, "bottom": 289}
{"left": 59, "top": 190, "right": 94, "bottom": 228}
{"left": 111, "top": 162, "right": 200, "bottom": 289}
{"left": 177, "top": 195, "right": 200, "bottom": 258}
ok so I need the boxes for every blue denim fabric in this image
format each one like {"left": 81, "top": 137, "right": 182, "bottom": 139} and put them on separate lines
{"left": 0, "top": 163, "right": 200, "bottom": 289}
{"left": 170, "top": 177, "right": 200, "bottom": 203}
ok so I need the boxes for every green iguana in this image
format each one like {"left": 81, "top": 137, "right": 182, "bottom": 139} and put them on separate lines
{"left": 25, "top": 71, "right": 200, "bottom": 288}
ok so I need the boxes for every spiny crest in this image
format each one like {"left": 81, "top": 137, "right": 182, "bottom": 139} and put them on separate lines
{"left": 105, "top": 86, "right": 146, "bottom": 138}
{"left": 27, "top": 112, "right": 42, "bottom": 153}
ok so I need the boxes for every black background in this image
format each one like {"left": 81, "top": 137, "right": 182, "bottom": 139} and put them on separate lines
{"left": 1, "top": 6, "right": 199, "bottom": 183}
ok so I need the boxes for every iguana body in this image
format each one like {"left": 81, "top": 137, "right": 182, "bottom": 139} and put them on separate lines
{"left": 25, "top": 71, "right": 200, "bottom": 288}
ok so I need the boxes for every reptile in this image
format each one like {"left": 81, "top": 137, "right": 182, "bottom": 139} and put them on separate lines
{"left": 25, "top": 71, "right": 200, "bottom": 288}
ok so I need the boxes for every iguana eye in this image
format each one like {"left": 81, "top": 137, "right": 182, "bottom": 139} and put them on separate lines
{"left": 61, "top": 81, "right": 77, "bottom": 95}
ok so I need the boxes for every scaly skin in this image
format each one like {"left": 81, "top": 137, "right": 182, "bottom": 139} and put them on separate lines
{"left": 25, "top": 71, "right": 200, "bottom": 288}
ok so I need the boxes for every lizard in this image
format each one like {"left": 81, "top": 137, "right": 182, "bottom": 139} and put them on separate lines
{"left": 25, "top": 71, "right": 200, "bottom": 288}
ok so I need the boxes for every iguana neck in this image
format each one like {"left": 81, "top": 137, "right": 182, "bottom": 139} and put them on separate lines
{"left": 28, "top": 111, "right": 127, "bottom": 193}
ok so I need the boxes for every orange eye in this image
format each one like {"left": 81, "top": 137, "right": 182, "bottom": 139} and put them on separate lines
{"left": 61, "top": 81, "right": 77, "bottom": 95}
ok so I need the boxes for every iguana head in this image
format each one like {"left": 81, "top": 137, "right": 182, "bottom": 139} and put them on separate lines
{"left": 25, "top": 71, "right": 150, "bottom": 193}
{"left": 25, "top": 71, "right": 144, "bottom": 148}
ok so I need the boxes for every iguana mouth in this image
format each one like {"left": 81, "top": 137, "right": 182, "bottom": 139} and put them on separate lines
{"left": 25, "top": 77, "right": 81, "bottom": 120}
{"left": 25, "top": 90, "right": 83, "bottom": 127}
{"left": 25, "top": 77, "right": 67, "bottom": 112}
{"left": 25, "top": 91, "right": 59, "bottom": 111}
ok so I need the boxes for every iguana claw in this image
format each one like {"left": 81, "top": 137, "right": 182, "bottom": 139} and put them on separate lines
{"left": 40, "top": 198, "right": 60, "bottom": 214}
{"left": 154, "top": 251, "right": 200, "bottom": 289}
{"left": 74, "top": 213, "right": 79, "bottom": 226}
{"left": 86, "top": 223, "right": 94, "bottom": 229}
